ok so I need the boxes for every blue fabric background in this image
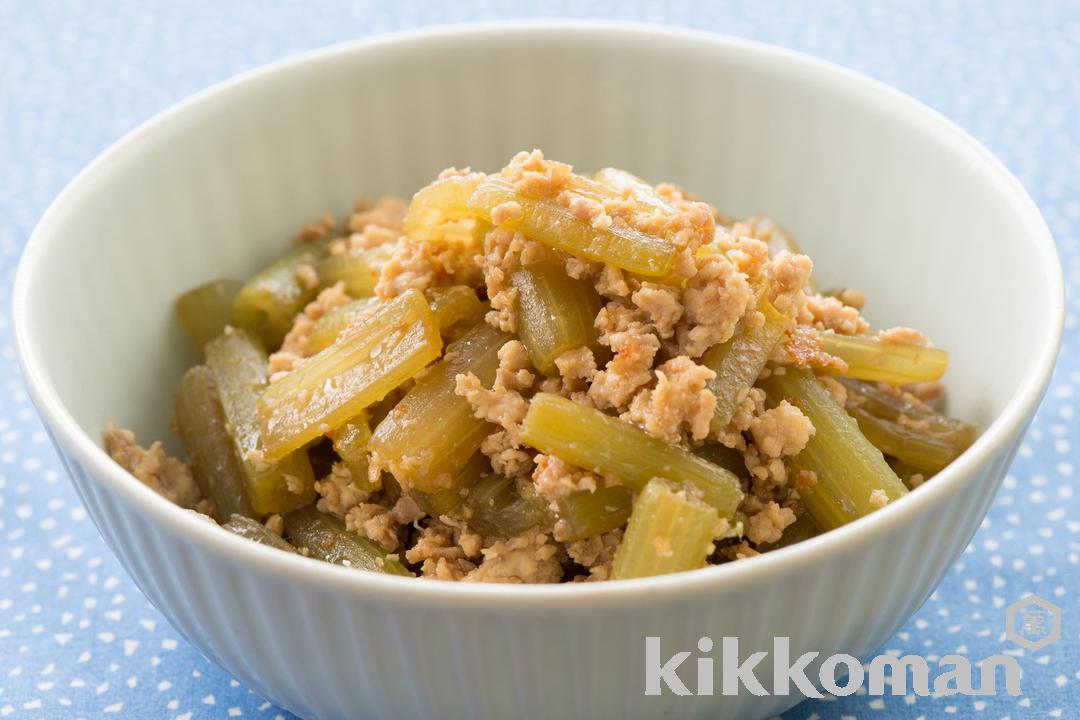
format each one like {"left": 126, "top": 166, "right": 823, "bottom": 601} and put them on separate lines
{"left": 1, "top": 1, "right": 1077, "bottom": 718}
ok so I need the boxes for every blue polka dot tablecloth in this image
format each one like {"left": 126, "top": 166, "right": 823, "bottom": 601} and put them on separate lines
{"left": 1, "top": 1, "right": 1077, "bottom": 718}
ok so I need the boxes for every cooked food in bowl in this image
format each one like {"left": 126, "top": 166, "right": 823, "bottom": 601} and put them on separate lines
{"left": 103, "top": 149, "right": 976, "bottom": 582}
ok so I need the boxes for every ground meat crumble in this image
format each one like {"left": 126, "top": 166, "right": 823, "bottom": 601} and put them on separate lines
{"left": 554, "top": 346, "right": 597, "bottom": 391}
{"left": 375, "top": 235, "right": 482, "bottom": 300}
{"left": 741, "top": 399, "right": 815, "bottom": 497}
{"left": 456, "top": 340, "right": 537, "bottom": 478}
{"left": 745, "top": 501, "right": 797, "bottom": 546}
{"left": 676, "top": 253, "right": 754, "bottom": 357}
{"left": 624, "top": 357, "right": 717, "bottom": 443}
{"left": 405, "top": 520, "right": 480, "bottom": 581}
{"left": 104, "top": 425, "right": 203, "bottom": 510}
{"left": 464, "top": 529, "right": 562, "bottom": 584}
{"left": 567, "top": 529, "right": 622, "bottom": 582}
{"left": 804, "top": 294, "right": 869, "bottom": 335}
{"left": 455, "top": 340, "right": 534, "bottom": 443}
{"left": 314, "top": 462, "right": 368, "bottom": 517}
{"left": 533, "top": 453, "right": 599, "bottom": 512}
{"left": 344, "top": 494, "right": 425, "bottom": 553}
{"left": 589, "top": 325, "right": 661, "bottom": 411}
{"left": 748, "top": 401, "right": 815, "bottom": 459}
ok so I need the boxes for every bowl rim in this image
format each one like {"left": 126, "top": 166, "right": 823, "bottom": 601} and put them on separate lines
{"left": 12, "top": 20, "right": 1065, "bottom": 607}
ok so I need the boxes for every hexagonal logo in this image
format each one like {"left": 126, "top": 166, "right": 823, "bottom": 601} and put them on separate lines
{"left": 1005, "top": 595, "right": 1061, "bottom": 651}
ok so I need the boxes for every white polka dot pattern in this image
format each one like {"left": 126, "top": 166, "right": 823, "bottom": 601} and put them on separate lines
{"left": 0, "top": 2, "right": 1077, "bottom": 718}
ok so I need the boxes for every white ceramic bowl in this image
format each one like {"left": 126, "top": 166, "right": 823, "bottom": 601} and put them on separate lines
{"left": 13, "top": 22, "right": 1063, "bottom": 720}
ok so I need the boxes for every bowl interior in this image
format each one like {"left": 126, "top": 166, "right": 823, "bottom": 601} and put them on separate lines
{"left": 19, "top": 26, "right": 1057, "bottom": 466}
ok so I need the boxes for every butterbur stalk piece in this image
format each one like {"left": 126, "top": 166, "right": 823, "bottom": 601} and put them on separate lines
{"left": 231, "top": 240, "right": 329, "bottom": 347}
{"left": 205, "top": 329, "right": 316, "bottom": 515}
{"left": 370, "top": 322, "right": 510, "bottom": 493}
{"left": 469, "top": 175, "right": 677, "bottom": 277}
{"left": 555, "top": 484, "right": 634, "bottom": 542}
{"left": 612, "top": 478, "right": 718, "bottom": 579}
{"left": 811, "top": 329, "right": 948, "bottom": 385}
{"left": 284, "top": 507, "right": 412, "bottom": 575}
{"left": 511, "top": 254, "right": 602, "bottom": 376}
{"left": 761, "top": 367, "right": 907, "bottom": 529}
{"left": 176, "top": 278, "right": 242, "bottom": 351}
{"left": 174, "top": 365, "right": 256, "bottom": 522}
{"left": 258, "top": 289, "right": 442, "bottom": 459}
{"left": 521, "top": 393, "right": 743, "bottom": 521}
{"left": 703, "top": 293, "right": 790, "bottom": 431}
{"left": 222, "top": 514, "right": 296, "bottom": 553}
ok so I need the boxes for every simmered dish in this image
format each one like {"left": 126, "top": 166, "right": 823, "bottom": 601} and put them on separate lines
{"left": 104, "top": 151, "right": 976, "bottom": 582}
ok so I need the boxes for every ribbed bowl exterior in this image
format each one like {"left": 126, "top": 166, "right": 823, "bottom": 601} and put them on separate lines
{"left": 15, "top": 24, "right": 1061, "bottom": 720}
{"left": 55, "top": 432, "right": 1022, "bottom": 720}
